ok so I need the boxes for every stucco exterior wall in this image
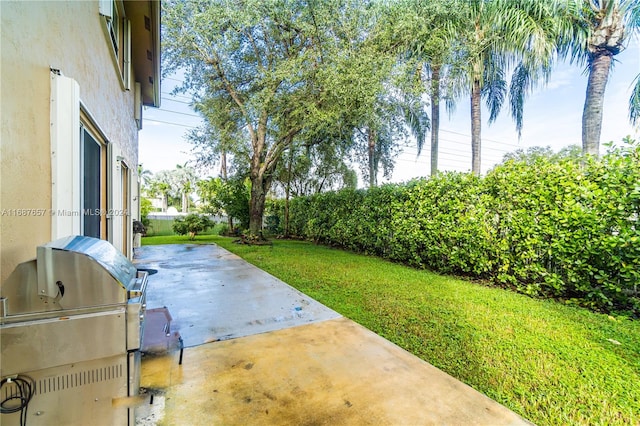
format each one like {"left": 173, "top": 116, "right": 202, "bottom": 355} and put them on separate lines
{"left": 1, "top": 1, "right": 140, "bottom": 284}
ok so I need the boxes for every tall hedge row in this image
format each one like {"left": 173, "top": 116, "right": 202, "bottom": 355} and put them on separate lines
{"left": 273, "top": 140, "right": 640, "bottom": 315}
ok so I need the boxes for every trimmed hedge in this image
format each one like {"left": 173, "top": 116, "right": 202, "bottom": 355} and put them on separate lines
{"left": 272, "top": 139, "right": 640, "bottom": 316}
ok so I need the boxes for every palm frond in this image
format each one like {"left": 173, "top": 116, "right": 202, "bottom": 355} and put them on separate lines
{"left": 481, "top": 59, "right": 506, "bottom": 124}
{"left": 630, "top": 73, "right": 640, "bottom": 127}
{"left": 400, "top": 95, "right": 430, "bottom": 156}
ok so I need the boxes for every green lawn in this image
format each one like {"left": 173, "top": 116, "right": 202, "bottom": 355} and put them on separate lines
{"left": 141, "top": 234, "right": 640, "bottom": 425}
{"left": 142, "top": 221, "right": 224, "bottom": 239}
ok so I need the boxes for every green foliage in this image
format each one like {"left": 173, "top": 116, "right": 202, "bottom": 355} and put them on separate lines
{"left": 172, "top": 214, "right": 215, "bottom": 240}
{"left": 284, "top": 139, "right": 640, "bottom": 315}
{"left": 265, "top": 198, "right": 284, "bottom": 235}
{"left": 197, "top": 177, "right": 251, "bottom": 231}
{"left": 162, "top": 0, "right": 404, "bottom": 233}
{"left": 140, "top": 197, "right": 153, "bottom": 228}
{"left": 219, "top": 178, "right": 251, "bottom": 231}
{"left": 196, "top": 177, "right": 225, "bottom": 215}
{"left": 273, "top": 141, "right": 359, "bottom": 197}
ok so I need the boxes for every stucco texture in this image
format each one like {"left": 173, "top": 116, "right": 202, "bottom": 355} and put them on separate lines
{"left": 1, "top": 1, "right": 140, "bottom": 283}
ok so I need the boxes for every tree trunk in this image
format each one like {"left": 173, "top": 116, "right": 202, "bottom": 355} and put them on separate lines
{"left": 249, "top": 173, "right": 268, "bottom": 235}
{"left": 284, "top": 145, "right": 294, "bottom": 237}
{"left": 220, "top": 149, "right": 233, "bottom": 231}
{"left": 471, "top": 78, "right": 482, "bottom": 176}
{"left": 582, "top": 51, "right": 612, "bottom": 156}
{"left": 220, "top": 150, "right": 228, "bottom": 179}
{"left": 368, "top": 128, "right": 376, "bottom": 188}
{"left": 181, "top": 192, "right": 188, "bottom": 213}
{"left": 430, "top": 65, "right": 441, "bottom": 176}
{"left": 162, "top": 194, "right": 168, "bottom": 212}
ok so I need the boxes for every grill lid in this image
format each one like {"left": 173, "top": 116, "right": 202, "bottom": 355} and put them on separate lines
{"left": 37, "top": 235, "right": 137, "bottom": 298}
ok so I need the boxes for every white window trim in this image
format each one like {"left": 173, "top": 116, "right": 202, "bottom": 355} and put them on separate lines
{"left": 108, "top": 144, "right": 124, "bottom": 252}
{"left": 100, "top": 0, "right": 131, "bottom": 91}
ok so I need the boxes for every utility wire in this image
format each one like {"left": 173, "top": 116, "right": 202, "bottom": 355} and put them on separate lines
{"left": 439, "top": 127, "right": 520, "bottom": 147}
{"left": 144, "top": 118, "right": 198, "bottom": 129}
{"left": 160, "top": 90, "right": 193, "bottom": 100}
{"left": 154, "top": 107, "right": 202, "bottom": 118}
{"left": 164, "top": 76, "right": 185, "bottom": 83}
{"left": 160, "top": 96, "right": 193, "bottom": 105}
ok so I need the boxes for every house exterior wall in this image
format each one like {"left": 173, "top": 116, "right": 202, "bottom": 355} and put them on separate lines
{"left": 0, "top": 1, "right": 141, "bottom": 284}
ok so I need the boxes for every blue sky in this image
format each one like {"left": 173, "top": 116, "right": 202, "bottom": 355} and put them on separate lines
{"left": 139, "top": 41, "right": 639, "bottom": 184}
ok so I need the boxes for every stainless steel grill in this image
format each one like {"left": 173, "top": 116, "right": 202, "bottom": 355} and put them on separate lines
{"left": 0, "top": 235, "right": 148, "bottom": 426}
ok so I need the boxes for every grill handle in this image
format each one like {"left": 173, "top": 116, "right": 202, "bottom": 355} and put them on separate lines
{"left": 127, "top": 271, "right": 148, "bottom": 300}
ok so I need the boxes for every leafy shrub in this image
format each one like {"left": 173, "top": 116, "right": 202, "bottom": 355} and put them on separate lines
{"left": 140, "top": 197, "right": 153, "bottom": 228}
{"left": 265, "top": 199, "right": 284, "bottom": 235}
{"left": 172, "top": 214, "right": 214, "bottom": 240}
{"left": 282, "top": 138, "right": 640, "bottom": 316}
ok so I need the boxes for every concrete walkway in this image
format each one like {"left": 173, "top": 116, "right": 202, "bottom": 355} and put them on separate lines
{"left": 134, "top": 243, "right": 530, "bottom": 425}
{"left": 134, "top": 244, "right": 340, "bottom": 347}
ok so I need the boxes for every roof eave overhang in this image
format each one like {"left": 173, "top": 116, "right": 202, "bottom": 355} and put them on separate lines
{"left": 126, "top": 0, "right": 161, "bottom": 108}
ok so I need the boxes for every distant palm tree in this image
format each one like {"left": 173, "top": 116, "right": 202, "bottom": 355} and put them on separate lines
{"left": 150, "top": 170, "right": 175, "bottom": 212}
{"left": 419, "top": 21, "right": 464, "bottom": 176}
{"left": 558, "top": 0, "right": 639, "bottom": 153}
{"left": 137, "top": 164, "right": 153, "bottom": 187}
{"left": 384, "top": 0, "right": 462, "bottom": 176}
{"left": 174, "top": 164, "right": 198, "bottom": 213}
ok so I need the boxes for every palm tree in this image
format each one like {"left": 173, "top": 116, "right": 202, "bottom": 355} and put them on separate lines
{"left": 137, "top": 164, "right": 153, "bottom": 188}
{"left": 417, "top": 27, "right": 465, "bottom": 176}
{"left": 558, "top": 0, "right": 639, "bottom": 154}
{"left": 456, "top": 0, "right": 559, "bottom": 175}
{"left": 381, "top": 0, "right": 461, "bottom": 176}
{"left": 173, "top": 164, "right": 198, "bottom": 213}
{"left": 149, "top": 170, "right": 175, "bottom": 213}
{"left": 355, "top": 90, "right": 428, "bottom": 188}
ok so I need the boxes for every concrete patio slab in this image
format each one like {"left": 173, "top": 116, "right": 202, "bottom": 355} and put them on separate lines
{"left": 133, "top": 243, "right": 530, "bottom": 425}
{"left": 139, "top": 317, "right": 529, "bottom": 425}
{"left": 134, "top": 244, "right": 341, "bottom": 347}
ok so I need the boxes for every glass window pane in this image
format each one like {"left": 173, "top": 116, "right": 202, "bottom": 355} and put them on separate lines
{"left": 83, "top": 129, "right": 101, "bottom": 238}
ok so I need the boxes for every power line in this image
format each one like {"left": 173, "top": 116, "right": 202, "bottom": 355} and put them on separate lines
{"left": 164, "top": 76, "right": 185, "bottom": 83}
{"left": 155, "top": 107, "right": 202, "bottom": 119}
{"left": 439, "top": 127, "right": 520, "bottom": 147}
{"left": 161, "top": 96, "right": 193, "bottom": 105}
{"left": 161, "top": 90, "right": 193, "bottom": 100}
{"left": 144, "top": 118, "right": 198, "bottom": 129}
{"left": 400, "top": 141, "right": 512, "bottom": 156}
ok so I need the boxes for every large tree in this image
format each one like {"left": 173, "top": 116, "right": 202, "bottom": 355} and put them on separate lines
{"left": 164, "top": 1, "right": 315, "bottom": 234}
{"left": 163, "top": 0, "right": 393, "bottom": 234}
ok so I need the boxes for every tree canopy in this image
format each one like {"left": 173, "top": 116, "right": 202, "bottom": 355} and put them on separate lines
{"left": 161, "top": 0, "right": 640, "bottom": 233}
